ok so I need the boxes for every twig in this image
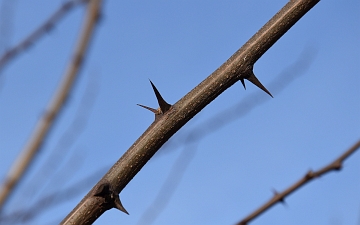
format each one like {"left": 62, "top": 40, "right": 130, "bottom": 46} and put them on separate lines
{"left": 236, "top": 139, "right": 360, "bottom": 225}
{"left": 61, "top": 1, "right": 320, "bottom": 224}
{"left": 0, "top": 0, "right": 88, "bottom": 72}
{"left": 0, "top": 0, "right": 101, "bottom": 211}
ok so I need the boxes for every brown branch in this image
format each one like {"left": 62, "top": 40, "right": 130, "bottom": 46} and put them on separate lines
{"left": 0, "top": 0, "right": 88, "bottom": 72}
{"left": 0, "top": 0, "right": 101, "bottom": 212}
{"left": 61, "top": 1, "right": 320, "bottom": 224}
{"left": 237, "top": 139, "right": 360, "bottom": 225}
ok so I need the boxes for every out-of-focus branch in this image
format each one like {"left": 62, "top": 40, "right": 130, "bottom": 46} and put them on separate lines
{"left": 62, "top": 1, "right": 320, "bottom": 224}
{"left": 0, "top": 0, "right": 17, "bottom": 52}
{"left": 0, "top": 0, "right": 101, "bottom": 212}
{"left": 237, "top": 139, "right": 360, "bottom": 225}
{"left": 0, "top": 0, "right": 88, "bottom": 72}
{"left": 22, "top": 70, "right": 100, "bottom": 205}
{"left": 0, "top": 166, "right": 108, "bottom": 224}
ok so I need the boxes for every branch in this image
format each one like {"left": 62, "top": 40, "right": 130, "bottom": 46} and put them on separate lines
{"left": 0, "top": 0, "right": 101, "bottom": 211}
{"left": 61, "top": 1, "right": 320, "bottom": 224}
{"left": 136, "top": 46, "right": 317, "bottom": 225}
{"left": 0, "top": 0, "right": 88, "bottom": 72}
{"left": 237, "top": 139, "right": 360, "bottom": 225}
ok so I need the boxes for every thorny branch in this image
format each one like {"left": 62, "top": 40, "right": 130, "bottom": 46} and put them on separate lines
{"left": 0, "top": 47, "right": 316, "bottom": 224}
{"left": 237, "top": 139, "right": 360, "bottom": 225}
{"left": 0, "top": 0, "right": 89, "bottom": 72}
{"left": 137, "top": 46, "right": 318, "bottom": 225}
{"left": 61, "top": 0, "right": 320, "bottom": 224}
{"left": 0, "top": 0, "right": 100, "bottom": 211}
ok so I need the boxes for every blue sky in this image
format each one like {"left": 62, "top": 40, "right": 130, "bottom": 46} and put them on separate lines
{"left": 0, "top": 0, "right": 359, "bottom": 224}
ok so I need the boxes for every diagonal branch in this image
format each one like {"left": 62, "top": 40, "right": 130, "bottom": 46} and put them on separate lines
{"left": 61, "top": 1, "right": 320, "bottom": 224}
{"left": 0, "top": 0, "right": 101, "bottom": 211}
{"left": 0, "top": 0, "right": 89, "bottom": 72}
{"left": 237, "top": 139, "right": 360, "bottom": 225}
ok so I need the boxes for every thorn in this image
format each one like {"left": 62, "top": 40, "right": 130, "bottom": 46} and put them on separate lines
{"left": 113, "top": 194, "right": 129, "bottom": 215}
{"left": 93, "top": 182, "right": 129, "bottom": 215}
{"left": 137, "top": 80, "right": 172, "bottom": 120}
{"left": 149, "top": 80, "right": 171, "bottom": 113}
{"left": 241, "top": 71, "right": 273, "bottom": 97}
{"left": 137, "top": 104, "right": 159, "bottom": 114}
{"left": 240, "top": 78, "right": 246, "bottom": 90}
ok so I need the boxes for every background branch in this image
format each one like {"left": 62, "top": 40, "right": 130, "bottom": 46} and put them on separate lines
{"left": 0, "top": 0, "right": 88, "bottom": 72}
{"left": 0, "top": 0, "right": 100, "bottom": 211}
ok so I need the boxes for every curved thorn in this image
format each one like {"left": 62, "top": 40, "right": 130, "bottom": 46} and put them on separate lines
{"left": 114, "top": 194, "right": 129, "bottom": 215}
{"left": 240, "top": 78, "right": 246, "bottom": 90}
{"left": 246, "top": 72, "right": 273, "bottom": 98}
{"left": 149, "top": 80, "right": 171, "bottom": 113}
{"left": 137, "top": 104, "right": 159, "bottom": 114}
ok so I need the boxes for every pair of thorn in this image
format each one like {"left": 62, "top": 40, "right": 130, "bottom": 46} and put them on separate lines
{"left": 240, "top": 71, "right": 273, "bottom": 98}
{"left": 137, "top": 80, "right": 172, "bottom": 120}
{"left": 138, "top": 74, "right": 272, "bottom": 117}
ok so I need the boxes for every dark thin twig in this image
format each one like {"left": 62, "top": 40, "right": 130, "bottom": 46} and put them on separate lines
{"left": 0, "top": 0, "right": 88, "bottom": 72}
{"left": 237, "top": 139, "right": 360, "bottom": 225}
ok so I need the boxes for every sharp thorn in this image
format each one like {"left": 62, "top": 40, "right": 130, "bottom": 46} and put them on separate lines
{"left": 93, "top": 181, "right": 129, "bottom": 215}
{"left": 240, "top": 78, "right": 246, "bottom": 90}
{"left": 114, "top": 194, "right": 129, "bottom": 215}
{"left": 137, "top": 104, "right": 159, "bottom": 114}
{"left": 149, "top": 80, "right": 172, "bottom": 113}
{"left": 245, "top": 72, "right": 273, "bottom": 98}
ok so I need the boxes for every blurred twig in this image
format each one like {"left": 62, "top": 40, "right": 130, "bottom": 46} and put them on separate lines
{"left": 0, "top": 0, "right": 17, "bottom": 52}
{"left": 237, "top": 139, "right": 360, "bottom": 225}
{"left": 0, "top": 165, "right": 108, "bottom": 224}
{"left": 0, "top": 0, "right": 88, "bottom": 72}
{"left": 137, "top": 143, "right": 199, "bottom": 225}
{"left": 20, "top": 70, "right": 100, "bottom": 205}
{"left": 0, "top": 0, "right": 101, "bottom": 212}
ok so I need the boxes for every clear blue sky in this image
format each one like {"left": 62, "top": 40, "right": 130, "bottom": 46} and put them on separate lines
{"left": 0, "top": 0, "right": 359, "bottom": 224}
